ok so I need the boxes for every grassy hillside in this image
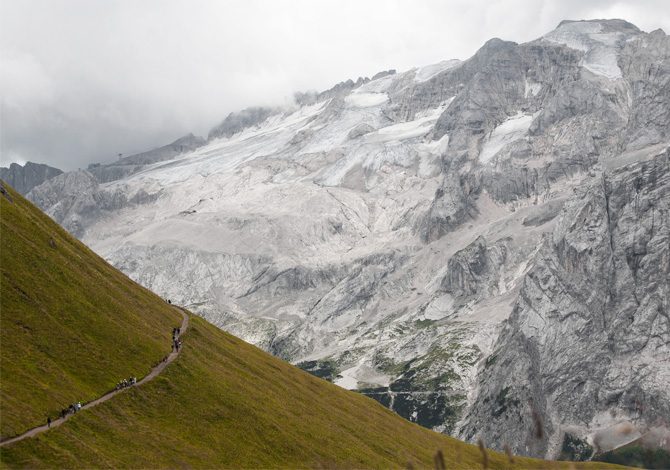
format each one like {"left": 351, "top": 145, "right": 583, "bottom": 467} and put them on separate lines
{"left": 0, "top": 182, "right": 181, "bottom": 437}
{"left": 0, "top": 183, "right": 625, "bottom": 468}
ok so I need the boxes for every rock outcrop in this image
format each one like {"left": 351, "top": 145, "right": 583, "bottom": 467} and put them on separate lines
{"left": 0, "top": 162, "right": 62, "bottom": 195}
{"left": 462, "top": 150, "right": 670, "bottom": 457}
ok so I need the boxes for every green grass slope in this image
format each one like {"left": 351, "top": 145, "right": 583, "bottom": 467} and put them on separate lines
{"left": 0, "top": 182, "right": 181, "bottom": 437}
{"left": 0, "top": 183, "right": 625, "bottom": 469}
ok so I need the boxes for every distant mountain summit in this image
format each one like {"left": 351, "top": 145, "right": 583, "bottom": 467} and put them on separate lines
{"left": 0, "top": 162, "right": 62, "bottom": 195}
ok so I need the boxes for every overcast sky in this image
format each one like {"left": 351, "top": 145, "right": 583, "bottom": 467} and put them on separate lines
{"left": 1, "top": 0, "right": 668, "bottom": 170}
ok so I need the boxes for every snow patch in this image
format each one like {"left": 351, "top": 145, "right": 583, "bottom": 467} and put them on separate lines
{"left": 345, "top": 92, "right": 388, "bottom": 108}
{"left": 524, "top": 78, "right": 542, "bottom": 98}
{"left": 542, "top": 20, "right": 634, "bottom": 80}
{"left": 356, "top": 73, "right": 398, "bottom": 94}
{"left": 414, "top": 59, "right": 461, "bottom": 82}
{"left": 367, "top": 102, "right": 450, "bottom": 143}
{"left": 335, "top": 364, "right": 359, "bottom": 389}
{"left": 543, "top": 21, "right": 603, "bottom": 52}
{"left": 479, "top": 113, "right": 534, "bottom": 163}
{"left": 335, "top": 360, "right": 391, "bottom": 390}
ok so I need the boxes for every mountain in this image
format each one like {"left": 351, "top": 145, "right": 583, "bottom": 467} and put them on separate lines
{"left": 0, "top": 182, "right": 611, "bottom": 468}
{"left": 0, "top": 162, "right": 62, "bottom": 195}
{"left": 87, "top": 133, "right": 206, "bottom": 183}
{"left": 25, "top": 19, "right": 670, "bottom": 460}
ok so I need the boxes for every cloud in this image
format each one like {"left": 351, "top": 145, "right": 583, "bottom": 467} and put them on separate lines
{"left": 1, "top": 0, "right": 668, "bottom": 170}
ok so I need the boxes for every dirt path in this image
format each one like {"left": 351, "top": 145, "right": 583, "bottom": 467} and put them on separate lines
{"left": 0, "top": 307, "right": 189, "bottom": 448}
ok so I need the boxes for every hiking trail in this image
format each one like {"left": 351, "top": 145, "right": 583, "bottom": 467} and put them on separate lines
{"left": 0, "top": 307, "right": 189, "bottom": 447}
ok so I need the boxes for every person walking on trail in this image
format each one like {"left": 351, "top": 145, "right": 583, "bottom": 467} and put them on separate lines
{"left": 47, "top": 416, "right": 51, "bottom": 428}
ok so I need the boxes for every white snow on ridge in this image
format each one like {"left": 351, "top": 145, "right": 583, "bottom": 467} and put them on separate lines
{"left": 345, "top": 92, "right": 388, "bottom": 108}
{"left": 367, "top": 102, "right": 451, "bottom": 143}
{"left": 414, "top": 59, "right": 461, "bottom": 82}
{"left": 356, "top": 73, "right": 398, "bottom": 94}
{"left": 479, "top": 112, "right": 534, "bottom": 163}
{"left": 581, "top": 45, "right": 622, "bottom": 79}
{"left": 542, "top": 20, "right": 635, "bottom": 80}
{"left": 543, "top": 21, "right": 603, "bottom": 52}
{"left": 123, "top": 100, "right": 329, "bottom": 185}
{"left": 311, "top": 101, "right": 451, "bottom": 187}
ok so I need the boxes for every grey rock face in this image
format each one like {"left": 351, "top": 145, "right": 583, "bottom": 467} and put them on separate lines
{"left": 207, "top": 107, "right": 279, "bottom": 141}
{"left": 462, "top": 150, "right": 670, "bottom": 457}
{"left": 371, "top": 69, "right": 396, "bottom": 81}
{"left": 419, "top": 21, "right": 669, "bottom": 242}
{"left": 419, "top": 168, "right": 480, "bottom": 242}
{"left": 27, "top": 170, "right": 160, "bottom": 237}
{"left": 0, "top": 162, "right": 63, "bottom": 195}
{"left": 441, "top": 236, "right": 508, "bottom": 300}
{"left": 348, "top": 123, "right": 376, "bottom": 140}
{"left": 619, "top": 29, "right": 670, "bottom": 150}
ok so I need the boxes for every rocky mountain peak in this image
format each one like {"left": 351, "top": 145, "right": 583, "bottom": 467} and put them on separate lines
{"left": 555, "top": 18, "right": 641, "bottom": 34}
{"left": 207, "top": 106, "right": 280, "bottom": 141}
{"left": 0, "top": 161, "right": 63, "bottom": 195}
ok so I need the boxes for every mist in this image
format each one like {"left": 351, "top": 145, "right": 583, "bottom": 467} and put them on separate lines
{"left": 1, "top": 0, "right": 668, "bottom": 170}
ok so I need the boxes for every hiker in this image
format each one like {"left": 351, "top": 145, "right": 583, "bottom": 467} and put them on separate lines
{"left": 168, "top": 299, "right": 172, "bottom": 304}
{"left": 47, "top": 416, "right": 51, "bottom": 428}
{"left": 61, "top": 409, "right": 67, "bottom": 419}
{"left": 76, "top": 402, "right": 82, "bottom": 411}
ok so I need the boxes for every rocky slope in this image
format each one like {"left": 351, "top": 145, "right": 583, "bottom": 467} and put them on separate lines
{"left": 462, "top": 149, "right": 669, "bottom": 457}
{"left": 26, "top": 19, "right": 670, "bottom": 459}
{"left": 0, "top": 162, "right": 62, "bottom": 195}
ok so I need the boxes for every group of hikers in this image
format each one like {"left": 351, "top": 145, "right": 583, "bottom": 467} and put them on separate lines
{"left": 172, "top": 327, "right": 182, "bottom": 352}
{"left": 115, "top": 376, "right": 137, "bottom": 390}
{"left": 47, "top": 401, "right": 83, "bottom": 427}
{"left": 43, "top": 322, "right": 183, "bottom": 431}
